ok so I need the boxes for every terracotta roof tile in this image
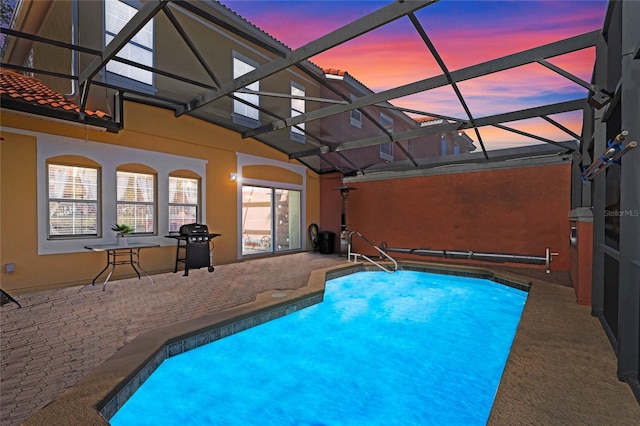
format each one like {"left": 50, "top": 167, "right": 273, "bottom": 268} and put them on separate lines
{"left": 415, "top": 116, "right": 437, "bottom": 122}
{"left": 0, "top": 68, "right": 111, "bottom": 119}
{"left": 415, "top": 116, "right": 445, "bottom": 125}
{"left": 322, "top": 67, "right": 372, "bottom": 92}
{"left": 323, "top": 68, "right": 348, "bottom": 77}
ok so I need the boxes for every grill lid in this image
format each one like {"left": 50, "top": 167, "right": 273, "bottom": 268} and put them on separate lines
{"left": 179, "top": 223, "right": 209, "bottom": 236}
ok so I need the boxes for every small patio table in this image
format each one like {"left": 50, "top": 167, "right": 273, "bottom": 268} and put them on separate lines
{"left": 85, "top": 243, "right": 159, "bottom": 291}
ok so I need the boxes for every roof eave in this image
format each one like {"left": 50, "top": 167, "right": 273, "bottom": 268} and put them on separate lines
{"left": 1, "top": 97, "right": 122, "bottom": 133}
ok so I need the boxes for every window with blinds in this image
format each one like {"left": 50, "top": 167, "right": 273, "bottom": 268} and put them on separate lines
{"left": 105, "top": 0, "right": 154, "bottom": 85}
{"left": 168, "top": 176, "right": 199, "bottom": 233}
{"left": 116, "top": 171, "right": 156, "bottom": 234}
{"left": 47, "top": 164, "right": 100, "bottom": 238}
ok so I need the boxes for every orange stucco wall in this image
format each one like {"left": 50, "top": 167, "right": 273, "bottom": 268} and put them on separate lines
{"left": 0, "top": 102, "right": 320, "bottom": 294}
{"left": 320, "top": 163, "right": 571, "bottom": 271}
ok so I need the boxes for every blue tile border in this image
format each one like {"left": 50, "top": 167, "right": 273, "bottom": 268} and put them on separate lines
{"left": 327, "top": 262, "right": 531, "bottom": 292}
{"left": 99, "top": 293, "right": 323, "bottom": 421}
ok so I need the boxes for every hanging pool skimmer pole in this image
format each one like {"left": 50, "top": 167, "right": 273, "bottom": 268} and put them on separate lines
{"left": 582, "top": 130, "right": 637, "bottom": 181}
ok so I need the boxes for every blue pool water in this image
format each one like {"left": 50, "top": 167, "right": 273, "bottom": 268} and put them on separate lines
{"left": 110, "top": 271, "right": 527, "bottom": 425}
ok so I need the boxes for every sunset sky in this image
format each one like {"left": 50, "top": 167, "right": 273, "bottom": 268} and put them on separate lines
{"left": 219, "top": 0, "right": 609, "bottom": 150}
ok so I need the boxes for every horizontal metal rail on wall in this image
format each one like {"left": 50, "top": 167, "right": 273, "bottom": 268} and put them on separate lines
{"left": 381, "top": 244, "right": 558, "bottom": 273}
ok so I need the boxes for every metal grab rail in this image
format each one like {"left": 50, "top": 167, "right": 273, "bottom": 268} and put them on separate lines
{"left": 347, "top": 230, "right": 398, "bottom": 273}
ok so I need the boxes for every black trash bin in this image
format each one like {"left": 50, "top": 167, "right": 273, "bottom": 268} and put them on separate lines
{"left": 317, "top": 231, "right": 336, "bottom": 254}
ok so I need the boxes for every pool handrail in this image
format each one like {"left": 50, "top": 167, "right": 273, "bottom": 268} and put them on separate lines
{"left": 347, "top": 230, "right": 398, "bottom": 273}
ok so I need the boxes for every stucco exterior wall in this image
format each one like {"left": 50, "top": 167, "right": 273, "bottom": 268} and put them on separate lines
{"left": 0, "top": 101, "right": 319, "bottom": 294}
{"left": 35, "top": 0, "right": 73, "bottom": 95}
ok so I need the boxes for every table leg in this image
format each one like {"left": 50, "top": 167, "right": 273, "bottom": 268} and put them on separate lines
{"left": 102, "top": 260, "right": 117, "bottom": 291}
{"left": 174, "top": 240, "right": 181, "bottom": 273}
{"left": 129, "top": 249, "right": 141, "bottom": 279}
{"left": 134, "top": 249, "right": 155, "bottom": 284}
{"left": 91, "top": 253, "right": 112, "bottom": 286}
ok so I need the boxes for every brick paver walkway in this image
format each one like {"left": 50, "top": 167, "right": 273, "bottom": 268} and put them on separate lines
{"left": 0, "top": 253, "right": 344, "bottom": 426}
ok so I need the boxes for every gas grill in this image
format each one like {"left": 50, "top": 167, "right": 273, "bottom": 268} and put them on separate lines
{"left": 173, "top": 223, "right": 216, "bottom": 276}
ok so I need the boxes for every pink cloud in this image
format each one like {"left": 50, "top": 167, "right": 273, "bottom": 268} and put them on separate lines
{"left": 311, "top": 34, "right": 443, "bottom": 89}
{"left": 221, "top": 0, "right": 606, "bottom": 149}
{"left": 428, "top": 27, "right": 597, "bottom": 71}
{"left": 478, "top": 112, "right": 584, "bottom": 151}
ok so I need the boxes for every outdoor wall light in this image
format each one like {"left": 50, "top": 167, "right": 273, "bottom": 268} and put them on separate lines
{"left": 230, "top": 173, "right": 239, "bottom": 182}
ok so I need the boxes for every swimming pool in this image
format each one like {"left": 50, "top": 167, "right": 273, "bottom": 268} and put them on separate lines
{"left": 110, "top": 270, "right": 527, "bottom": 425}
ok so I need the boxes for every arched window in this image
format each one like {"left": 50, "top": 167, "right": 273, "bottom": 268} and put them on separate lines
{"left": 116, "top": 164, "right": 157, "bottom": 234}
{"left": 47, "top": 156, "right": 101, "bottom": 238}
{"left": 168, "top": 171, "right": 201, "bottom": 233}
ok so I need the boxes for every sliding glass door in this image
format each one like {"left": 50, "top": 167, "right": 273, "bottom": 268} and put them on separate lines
{"left": 242, "top": 185, "right": 301, "bottom": 256}
{"left": 275, "top": 188, "right": 301, "bottom": 252}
